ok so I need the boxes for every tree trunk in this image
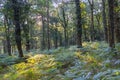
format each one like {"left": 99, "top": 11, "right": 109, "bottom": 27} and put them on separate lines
{"left": 59, "top": 32, "right": 63, "bottom": 47}
{"left": 41, "top": 16, "right": 45, "bottom": 50}
{"left": 2, "top": 40, "right": 7, "bottom": 54}
{"left": 64, "top": 27, "right": 67, "bottom": 48}
{"left": 4, "top": 15, "right": 12, "bottom": 56}
{"left": 91, "top": 4, "right": 94, "bottom": 41}
{"left": 46, "top": 0, "right": 50, "bottom": 50}
{"left": 61, "top": 6, "right": 68, "bottom": 48}
{"left": 55, "top": 24, "right": 58, "bottom": 49}
{"left": 108, "top": 0, "right": 115, "bottom": 48}
{"left": 96, "top": 15, "right": 102, "bottom": 40}
{"left": 12, "top": 0, "right": 24, "bottom": 57}
{"left": 75, "top": 0, "right": 82, "bottom": 47}
{"left": 102, "top": 0, "right": 108, "bottom": 42}
{"left": 88, "top": 0, "right": 95, "bottom": 41}
{"left": 114, "top": 0, "right": 120, "bottom": 43}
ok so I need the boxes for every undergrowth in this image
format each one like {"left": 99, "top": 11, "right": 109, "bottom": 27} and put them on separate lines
{"left": 0, "top": 42, "right": 120, "bottom": 80}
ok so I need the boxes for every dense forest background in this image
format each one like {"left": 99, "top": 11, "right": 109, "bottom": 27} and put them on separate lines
{"left": 0, "top": 0, "right": 120, "bottom": 80}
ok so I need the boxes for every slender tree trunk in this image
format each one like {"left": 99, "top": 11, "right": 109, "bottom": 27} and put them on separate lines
{"left": 96, "top": 15, "right": 102, "bottom": 40}
{"left": 58, "top": 4, "right": 68, "bottom": 47}
{"left": 64, "top": 27, "right": 67, "bottom": 47}
{"left": 88, "top": 0, "right": 95, "bottom": 41}
{"left": 41, "top": 16, "right": 45, "bottom": 50}
{"left": 4, "top": 15, "right": 11, "bottom": 56}
{"left": 2, "top": 40, "right": 7, "bottom": 54}
{"left": 115, "top": 17, "right": 120, "bottom": 43}
{"left": 75, "top": 0, "right": 82, "bottom": 47}
{"left": 61, "top": 6, "right": 68, "bottom": 48}
{"left": 12, "top": 0, "right": 23, "bottom": 57}
{"left": 46, "top": 0, "right": 50, "bottom": 50}
{"left": 55, "top": 24, "right": 58, "bottom": 49}
{"left": 59, "top": 32, "right": 63, "bottom": 46}
{"left": 91, "top": 4, "right": 94, "bottom": 41}
{"left": 102, "top": 0, "right": 108, "bottom": 42}
{"left": 114, "top": 0, "right": 120, "bottom": 43}
{"left": 108, "top": 0, "right": 115, "bottom": 48}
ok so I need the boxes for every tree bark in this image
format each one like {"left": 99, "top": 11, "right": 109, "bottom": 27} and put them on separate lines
{"left": 4, "top": 15, "right": 12, "bottom": 56}
{"left": 88, "top": 0, "right": 95, "bottom": 41}
{"left": 41, "top": 16, "right": 45, "bottom": 50}
{"left": 12, "top": 0, "right": 24, "bottom": 57}
{"left": 114, "top": 0, "right": 120, "bottom": 43}
{"left": 75, "top": 0, "right": 82, "bottom": 47}
{"left": 102, "top": 0, "right": 108, "bottom": 42}
{"left": 108, "top": 0, "right": 115, "bottom": 48}
{"left": 96, "top": 14, "right": 102, "bottom": 40}
{"left": 61, "top": 6, "right": 68, "bottom": 48}
{"left": 55, "top": 24, "right": 58, "bottom": 49}
{"left": 46, "top": 0, "right": 50, "bottom": 50}
{"left": 2, "top": 40, "right": 7, "bottom": 54}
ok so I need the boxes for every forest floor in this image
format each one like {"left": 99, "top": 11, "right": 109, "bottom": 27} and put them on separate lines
{"left": 0, "top": 42, "right": 120, "bottom": 80}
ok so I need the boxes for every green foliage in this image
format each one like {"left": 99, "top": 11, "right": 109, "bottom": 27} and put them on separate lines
{"left": 115, "top": 43, "right": 120, "bottom": 52}
{"left": 0, "top": 42, "right": 120, "bottom": 80}
{"left": 93, "top": 69, "right": 120, "bottom": 80}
